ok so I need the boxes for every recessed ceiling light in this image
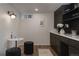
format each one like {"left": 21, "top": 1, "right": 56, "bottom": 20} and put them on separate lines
{"left": 35, "top": 8, "right": 39, "bottom": 11}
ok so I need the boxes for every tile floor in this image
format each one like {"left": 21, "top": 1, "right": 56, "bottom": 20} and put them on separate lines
{"left": 38, "top": 49, "right": 53, "bottom": 56}
{"left": 19, "top": 45, "right": 57, "bottom": 56}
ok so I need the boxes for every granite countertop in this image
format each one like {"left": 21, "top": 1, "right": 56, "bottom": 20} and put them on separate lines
{"left": 50, "top": 31, "right": 79, "bottom": 41}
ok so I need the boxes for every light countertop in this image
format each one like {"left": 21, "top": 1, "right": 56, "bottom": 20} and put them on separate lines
{"left": 50, "top": 31, "right": 79, "bottom": 41}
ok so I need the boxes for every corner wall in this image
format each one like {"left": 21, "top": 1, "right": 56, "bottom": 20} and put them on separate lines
{"left": 0, "top": 4, "right": 19, "bottom": 55}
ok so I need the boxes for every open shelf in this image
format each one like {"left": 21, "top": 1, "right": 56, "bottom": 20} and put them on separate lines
{"left": 63, "top": 7, "right": 79, "bottom": 15}
{"left": 64, "top": 15, "right": 79, "bottom": 21}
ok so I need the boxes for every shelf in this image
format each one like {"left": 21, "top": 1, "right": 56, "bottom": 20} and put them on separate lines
{"left": 63, "top": 7, "right": 79, "bottom": 15}
{"left": 64, "top": 16, "right": 79, "bottom": 21}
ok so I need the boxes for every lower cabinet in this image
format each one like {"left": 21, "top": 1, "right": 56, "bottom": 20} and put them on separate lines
{"left": 54, "top": 37, "right": 61, "bottom": 55}
{"left": 50, "top": 33, "right": 60, "bottom": 54}
{"left": 50, "top": 33, "right": 69, "bottom": 56}
{"left": 50, "top": 32, "right": 79, "bottom": 56}
{"left": 69, "top": 46, "right": 79, "bottom": 56}
{"left": 50, "top": 33, "right": 61, "bottom": 55}
{"left": 60, "top": 42, "right": 69, "bottom": 56}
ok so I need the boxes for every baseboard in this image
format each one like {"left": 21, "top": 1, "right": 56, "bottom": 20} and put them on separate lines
{"left": 34, "top": 45, "right": 50, "bottom": 48}
{"left": 19, "top": 44, "right": 50, "bottom": 47}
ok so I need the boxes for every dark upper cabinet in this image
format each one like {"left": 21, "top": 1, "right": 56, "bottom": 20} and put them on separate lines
{"left": 63, "top": 3, "right": 74, "bottom": 14}
{"left": 54, "top": 3, "right": 79, "bottom": 34}
{"left": 54, "top": 5, "right": 64, "bottom": 28}
{"left": 63, "top": 3, "right": 79, "bottom": 33}
{"left": 54, "top": 3, "right": 78, "bottom": 26}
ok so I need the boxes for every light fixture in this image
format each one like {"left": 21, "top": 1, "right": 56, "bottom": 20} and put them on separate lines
{"left": 10, "top": 14, "right": 16, "bottom": 19}
{"left": 8, "top": 11, "right": 16, "bottom": 19}
{"left": 34, "top": 8, "right": 39, "bottom": 11}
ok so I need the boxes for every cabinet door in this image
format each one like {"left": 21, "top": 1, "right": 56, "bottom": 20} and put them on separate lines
{"left": 69, "top": 46, "right": 79, "bottom": 56}
{"left": 54, "top": 6, "right": 64, "bottom": 28}
{"left": 50, "top": 33, "right": 54, "bottom": 48}
{"left": 50, "top": 33, "right": 61, "bottom": 55}
{"left": 50, "top": 33, "right": 56, "bottom": 48}
{"left": 60, "top": 41, "right": 69, "bottom": 56}
{"left": 54, "top": 36, "right": 61, "bottom": 55}
{"left": 50, "top": 33, "right": 58, "bottom": 53}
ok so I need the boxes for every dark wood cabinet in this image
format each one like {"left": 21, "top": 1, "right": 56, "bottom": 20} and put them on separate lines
{"left": 54, "top": 3, "right": 79, "bottom": 32}
{"left": 54, "top": 5, "right": 64, "bottom": 28}
{"left": 50, "top": 32, "right": 79, "bottom": 56}
{"left": 50, "top": 33, "right": 61, "bottom": 55}
{"left": 50, "top": 33, "right": 69, "bottom": 56}
{"left": 50, "top": 33, "right": 57, "bottom": 53}
{"left": 60, "top": 41, "right": 69, "bottom": 56}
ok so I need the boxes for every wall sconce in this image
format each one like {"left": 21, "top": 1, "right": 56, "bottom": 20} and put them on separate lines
{"left": 8, "top": 11, "right": 16, "bottom": 19}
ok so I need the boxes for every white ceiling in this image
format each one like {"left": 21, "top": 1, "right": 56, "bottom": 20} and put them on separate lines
{"left": 9, "top": 3, "right": 63, "bottom": 13}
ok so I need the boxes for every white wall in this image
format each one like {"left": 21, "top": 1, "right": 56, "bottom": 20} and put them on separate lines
{"left": 18, "top": 13, "right": 54, "bottom": 45}
{"left": 0, "top": 4, "right": 19, "bottom": 55}
{"left": 50, "top": 12, "right": 56, "bottom": 32}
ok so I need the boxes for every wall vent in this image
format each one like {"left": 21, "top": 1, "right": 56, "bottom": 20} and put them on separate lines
{"left": 24, "top": 14, "right": 32, "bottom": 19}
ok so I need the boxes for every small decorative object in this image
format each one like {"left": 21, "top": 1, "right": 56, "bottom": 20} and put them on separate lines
{"left": 72, "top": 30, "right": 76, "bottom": 35}
{"left": 57, "top": 23, "right": 64, "bottom": 34}
{"left": 64, "top": 24, "right": 72, "bottom": 34}
{"left": 65, "top": 24, "right": 69, "bottom": 28}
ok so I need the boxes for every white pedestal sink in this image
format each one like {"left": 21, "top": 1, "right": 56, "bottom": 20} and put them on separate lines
{"left": 7, "top": 38, "right": 24, "bottom": 48}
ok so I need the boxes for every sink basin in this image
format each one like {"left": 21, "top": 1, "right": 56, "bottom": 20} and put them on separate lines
{"left": 7, "top": 38, "right": 24, "bottom": 48}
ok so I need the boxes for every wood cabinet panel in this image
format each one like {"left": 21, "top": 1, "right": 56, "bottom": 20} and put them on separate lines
{"left": 50, "top": 33, "right": 61, "bottom": 55}
{"left": 50, "top": 33, "right": 58, "bottom": 53}
{"left": 54, "top": 6, "right": 64, "bottom": 28}
{"left": 50, "top": 33, "right": 79, "bottom": 56}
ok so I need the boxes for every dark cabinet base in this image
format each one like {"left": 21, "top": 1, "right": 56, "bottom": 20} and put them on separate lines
{"left": 50, "top": 33, "right": 79, "bottom": 56}
{"left": 50, "top": 33, "right": 69, "bottom": 56}
{"left": 69, "top": 46, "right": 79, "bottom": 56}
{"left": 60, "top": 42, "right": 69, "bottom": 56}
